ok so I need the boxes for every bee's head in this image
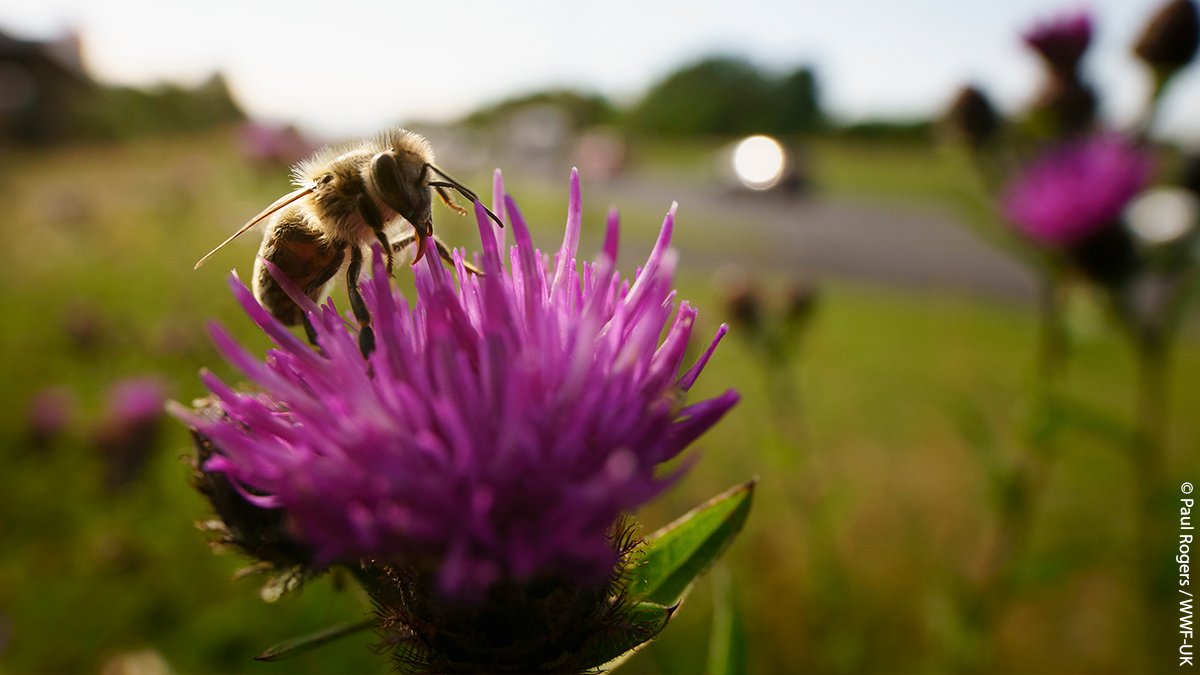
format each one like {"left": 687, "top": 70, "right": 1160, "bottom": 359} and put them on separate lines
{"left": 368, "top": 150, "right": 433, "bottom": 238}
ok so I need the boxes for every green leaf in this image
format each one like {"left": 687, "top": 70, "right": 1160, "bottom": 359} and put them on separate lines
{"left": 254, "top": 618, "right": 374, "bottom": 662}
{"left": 576, "top": 601, "right": 675, "bottom": 672}
{"left": 630, "top": 479, "right": 756, "bottom": 607}
{"left": 706, "top": 564, "right": 748, "bottom": 675}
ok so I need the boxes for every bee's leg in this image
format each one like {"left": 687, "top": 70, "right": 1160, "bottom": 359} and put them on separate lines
{"left": 300, "top": 315, "right": 320, "bottom": 347}
{"left": 434, "top": 186, "right": 468, "bottom": 215}
{"left": 428, "top": 175, "right": 505, "bottom": 229}
{"left": 391, "top": 233, "right": 483, "bottom": 276}
{"left": 390, "top": 232, "right": 417, "bottom": 258}
{"left": 389, "top": 230, "right": 427, "bottom": 269}
{"left": 356, "top": 193, "right": 394, "bottom": 274}
{"left": 346, "top": 246, "right": 375, "bottom": 358}
{"left": 432, "top": 236, "right": 483, "bottom": 276}
{"left": 297, "top": 248, "right": 345, "bottom": 350}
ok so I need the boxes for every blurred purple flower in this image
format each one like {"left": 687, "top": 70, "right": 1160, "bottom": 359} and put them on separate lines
{"left": 1002, "top": 135, "right": 1154, "bottom": 248}
{"left": 24, "top": 385, "right": 76, "bottom": 447}
{"left": 237, "top": 121, "right": 317, "bottom": 167}
{"left": 105, "top": 378, "right": 169, "bottom": 428}
{"left": 1023, "top": 11, "right": 1093, "bottom": 70}
{"left": 174, "top": 170, "right": 738, "bottom": 597}
{"left": 96, "top": 377, "right": 169, "bottom": 489}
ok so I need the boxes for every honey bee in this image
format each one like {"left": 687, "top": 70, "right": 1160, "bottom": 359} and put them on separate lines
{"left": 195, "top": 129, "right": 502, "bottom": 355}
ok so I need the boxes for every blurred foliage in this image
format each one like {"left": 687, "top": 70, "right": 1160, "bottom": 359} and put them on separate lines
{"left": 461, "top": 88, "right": 618, "bottom": 132}
{"left": 627, "top": 56, "right": 823, "bottom": 137}
{"left": 464, "top": 56, "right": 835, "bottom": 142}
{"left": 77, "top": 74, "right": 245, "bottom": 141}
{"left": 833, "top": 118, "right": 935, "bottom": 143}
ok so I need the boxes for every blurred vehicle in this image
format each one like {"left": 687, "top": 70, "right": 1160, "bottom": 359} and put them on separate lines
{"left": 716, "top": 133, "right": 808, "bottom": 197}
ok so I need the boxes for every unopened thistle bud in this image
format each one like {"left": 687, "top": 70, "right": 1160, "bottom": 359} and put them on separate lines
{"left": 1134, "top": 0, "right": 1200, "bottom": 75}
{"left": 1180, "top": 153, "right": 1200, "bottom": 196}
{"left": 782, "top": 280, "right": 819, "bottom": 332}
{"left": 94, "top": 377, "right": 168, "bottom": 491}
{"left": 714, "top": 266, "right": 763, "bottom": 337}
{"left": 944, "top": 86, "right": 1001, "bottom": 148}
{"left": 24, "top": 386, "right": 75, "bottom": 449}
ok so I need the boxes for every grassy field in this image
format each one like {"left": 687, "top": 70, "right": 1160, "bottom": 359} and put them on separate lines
{"left": 1, "top": 130, "right": 1196, "bottom": 673}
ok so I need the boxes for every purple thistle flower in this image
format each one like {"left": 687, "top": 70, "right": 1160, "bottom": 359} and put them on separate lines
{"left": 1023, "top": 10, "right": 1093, "bottom": 71}
{"left": 96, "top": 376, "right": 170, "bottom": 490}
{"left": 104, "top": 377, "right": 169, "bottom": 428}
{"left": 237, "top": 121, "right": 317, "bottom": 168}
{"left": 24, "top": 385, "right": 76, "bottom": 447}
{"left": 1002, "top": 135, "right": 1154, "bottom": 248}
{"left": 173, "top": 169, "right": 738, "bottom": 597}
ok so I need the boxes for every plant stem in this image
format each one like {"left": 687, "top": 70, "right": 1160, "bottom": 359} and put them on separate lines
{"left": 1035, "top": 273, "right": 1069, "bottom": 386}
{"left": 1133, "top": 337, "right": 1173, "bottom": 671}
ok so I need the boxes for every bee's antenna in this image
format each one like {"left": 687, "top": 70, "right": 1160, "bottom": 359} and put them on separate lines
{"left": 194, "top": 185, "right": 316, "bottom": 269}
{"left": 426, "top": 164, "right": 505, "bottom": 229}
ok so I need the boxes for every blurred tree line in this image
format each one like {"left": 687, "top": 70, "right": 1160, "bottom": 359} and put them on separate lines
{"left": 462, "top": 55, "right": 934, "bottom": 142}
{"left": 0, "top": 28, "right": 243, "bottom": 146}
{"left": 2, "top": 32, "right": 924, "bottom": 148}
{"left": 78, "top": 74, "right": 244, "bottom": 140}
{"left": 463, "top": 56, "right": 833, "bottom": 139}
{"left": 626, "top": 57, "right": 823, "bottom": 136}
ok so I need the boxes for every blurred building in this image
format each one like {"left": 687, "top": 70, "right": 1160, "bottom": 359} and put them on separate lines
{"left": 0, "top": 29, "right": 93, "bottom": 144}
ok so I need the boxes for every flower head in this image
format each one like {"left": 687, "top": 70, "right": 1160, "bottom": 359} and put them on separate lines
{"left": 96, "top": 376, "right": 169, "bottom": 490}
{"left": 1023, "top": 11, "right": 1093, "bottom": 71}
{"left": 24, "top": 385, "right": 76, "bottom": 447}
{"left": 1002, "top": 135, "right": 1154, "bottom": 248}
{"left": 174, "top": 170, "right": 738, "bottom": 597}
{"left": 104, "top": 377, "right": 169, "bottom": 428}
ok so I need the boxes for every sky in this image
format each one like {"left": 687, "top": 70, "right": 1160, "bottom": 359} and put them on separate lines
{"left": 3, "top": 0, "right": 1200, "bottom": 142}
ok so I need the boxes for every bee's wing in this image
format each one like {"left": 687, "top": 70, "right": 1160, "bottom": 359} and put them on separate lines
{"left": 194, "top": 185, "right": 316, "bottom": 269}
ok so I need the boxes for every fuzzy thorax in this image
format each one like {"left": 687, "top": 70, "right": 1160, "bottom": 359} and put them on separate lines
{"left": 290, "top": 129, "right": 438, "bottom": 247}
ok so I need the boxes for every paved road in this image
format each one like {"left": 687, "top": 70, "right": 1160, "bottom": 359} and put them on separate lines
{"left": 581, "top": 173, "right": 1039, "bottom": 303}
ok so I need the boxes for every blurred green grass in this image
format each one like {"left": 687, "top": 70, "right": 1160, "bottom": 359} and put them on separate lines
{"left": 1, "top": 131, "right": 1196, "bottom": 673}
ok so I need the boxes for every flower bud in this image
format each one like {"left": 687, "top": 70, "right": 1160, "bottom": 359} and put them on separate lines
{"left": 943, "top": 86, "right": 1000, "bottom": 148}
{"left": 24, "top": 386, "right": 75, "bottom": 449}
{"left": 1134, "top": 0, "right": 1200, "bottom": 73}
{"left": 1024, "top": 12, "right": 1093, "bottom": 74}
{"left": 93, "top": 377, "right": 168, "bottom": 490}
{"left": 782, "top": 279, "right": 819, "bottom": 333}
{"left": 714, "top": 266, "right": 763, "bottom": 336}
{"left": 1181, "top": 153, "right": 1200, "bottom": 196}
